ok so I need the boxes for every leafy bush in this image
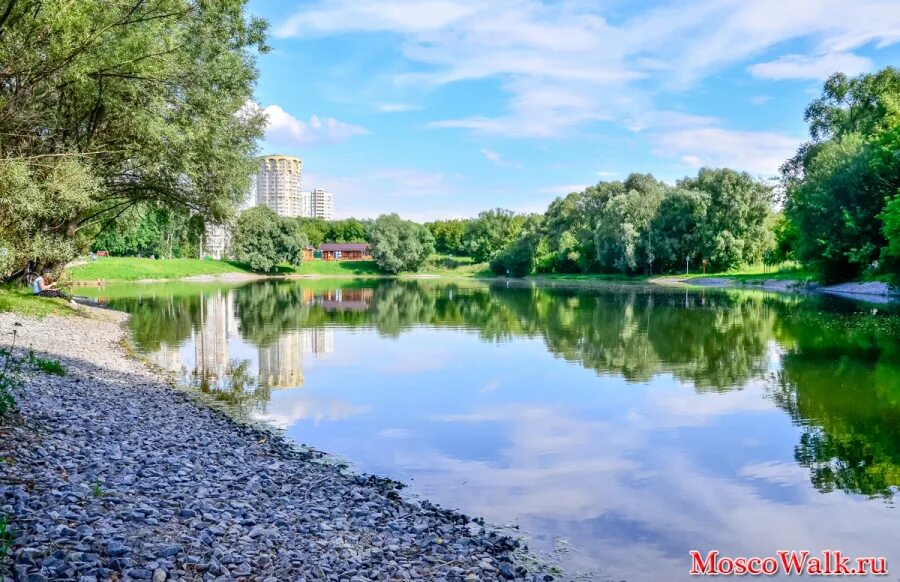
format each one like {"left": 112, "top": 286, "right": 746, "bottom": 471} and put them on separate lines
{"left": 369, "top": 214, "right": 435, "bottom": 273}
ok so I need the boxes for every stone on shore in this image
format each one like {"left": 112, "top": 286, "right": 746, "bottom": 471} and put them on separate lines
{"left": 0, "top": 308, "right": 531, "bottom": 581}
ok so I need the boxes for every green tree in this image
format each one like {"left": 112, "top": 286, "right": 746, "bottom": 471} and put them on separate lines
{"left": 369, "top": 214, "right": 435, "bottom": 273}
{"left": 784, "top": 68, "right": 900, "bottom": 282}
{"left": 326, "top": 219, "right": 369, "bottom": 243}
{"left": 463, "top": 209, "right": 526, "bottom": 262}
{"left": 231, "top": 207, "right": 307, "bottom": 272}
{"left": 651, "top": 188, "right": 709, "bottom": 272}
{"left": 679, "top": 168, "right": 773, "bottom": 271}
{"left": 0, "top": 158, "right": 98, "bottom": 277}
{"left": 295, "top": 218, "right": 328, "bottom": 248}
{"left": 594, "top": 174, "right": 668, "bottom": 274}
{"left": 882, "top": 196, "right": 900, "bottom": 262}
{"left": 490, "top": 215, "right": 546, "bottom": 276}
{"left": 0, "top": 0, "right": 267, "bottom": 278}
{"left": 426, "top": 219, "right": 469, "bottom": 255}
{"left": 91, "top": 204, "right": 204, "bottom": 258}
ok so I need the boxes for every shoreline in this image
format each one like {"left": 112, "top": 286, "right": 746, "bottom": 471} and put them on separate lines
{"left": 68, "top": 270, "right": 898, "bottom": 303}
{"left": 0, "top": 306, "right": 544, "bottom": 581}
{"left": 673, "top": 276, "right": 898, "bottom": 301}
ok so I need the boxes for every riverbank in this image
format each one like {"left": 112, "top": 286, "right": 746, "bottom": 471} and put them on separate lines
{"left": 677, "top": 276, "right": 898, "bottom": 300}
{"left": 68, "top": 257, "right": 385, "bottom": 283}
{"left": 0, "top": 306, "right": 540, "bottom": 581}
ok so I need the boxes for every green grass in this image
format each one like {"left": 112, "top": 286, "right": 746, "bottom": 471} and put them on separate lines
{"left": 69, "top": 257, "right": 256, "bottom": 282}
{"left": 419, "top": 255, "right": 492, "bottom": 277}
{"left": 674, "top": 262, "right": 818, "bottom": 283}
{"left": 27, "top": 352, "right": 65, "bottom": 376}
{"left": 291, "top": 260, "right": 382, "bottom": 276}
{"left": 0, "top": 285, "right": 77, "bottom": 317}
{"left": 69, "top": 256, "right": 383, "bottom": 281}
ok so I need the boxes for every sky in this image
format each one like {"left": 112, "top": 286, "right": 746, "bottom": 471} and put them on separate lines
{"left": 246, "top": 0, "right": 900, "bottom": 221}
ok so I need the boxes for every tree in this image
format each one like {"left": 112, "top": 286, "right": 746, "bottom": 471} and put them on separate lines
{"left": 0, "top": 158, "right": 98, "bottom": 277}
{"left": 91, "top": 204, "right": 204, "bottom": 258}
{"left": 369, "top": 214, "right": 435, "bottom": 273}
{"left": 784, "top": 68, "right": 900, "bottom": 282}
{"left": 679, "top": 168, "right": 773, "bottom": 271}
{"left": 231, "top": 207, "right": 307, "bottom": 272}
{"left": 490, "top": 215, "right": 545, "bottom": 277}
{"left": 326, "top": 219, "right": 368, "bottom": 243}
{"left": 463, "top": 209, "right": 526, "bottom": 262}
{"left": 770, "top": 212, "right": 799, "bottom": 264}
{"left": 0, "top": 0, "right": 267, "bottom": 278}
{"left": 295, "top": 218, "right": 328, "bottom": 248}
{"left": 651, "top": 188, "right": 709, "bottom": 272}
{"left": 426, "top": 219, "right": 469, "bottom": 255}
{"left": 594, "top": 174, "right": 668, "bottom": 274}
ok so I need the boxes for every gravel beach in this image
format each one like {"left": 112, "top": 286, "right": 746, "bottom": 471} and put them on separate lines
{"left": 0, "top": 307, "right": 541, "bottom": 582}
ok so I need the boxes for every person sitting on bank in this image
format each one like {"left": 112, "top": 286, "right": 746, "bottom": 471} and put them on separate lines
{"left": 32, "top": 269, "right": 71, "bottom": 300}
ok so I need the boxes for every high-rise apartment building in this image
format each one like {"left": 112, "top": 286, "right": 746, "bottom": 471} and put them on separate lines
{"left": 255, "top": 154, "right": 303, "bottom": 217}
{"left": 306, "top": 188, "right": 333, "bottom": 220}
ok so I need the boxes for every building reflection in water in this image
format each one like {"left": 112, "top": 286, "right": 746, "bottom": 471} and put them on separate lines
{"left": 170, "top": 288, "right": 367, "bottom": 392}
{"left": 257, "top": 328, "right": 334, "bottom": 388}
{"left": 193, "top": 290, "right": 237, "bottom": 381}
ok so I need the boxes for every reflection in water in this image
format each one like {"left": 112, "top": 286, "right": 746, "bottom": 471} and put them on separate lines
{"left": 84, "top": 280, "right": 900, "bottom": 581}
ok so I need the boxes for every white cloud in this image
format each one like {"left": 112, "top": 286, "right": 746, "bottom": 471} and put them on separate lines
{"left": 479, "top": 148, "right": 502, "bottom": 163}
{"left": 275, "top": 0, "right": 480, "bottom": 37}
{"left": 653, "top": 126, "right": 802, "bottom": 176}
{"left": 479, "top": 148, "right": 522, "bottom": 169}
{"left": 262, "top": 104, "right": 369, "bottom": 147}
{"left": 680, "top": 155, "right": 704, "bottom": 168}
{"left": 596, "top": 171, "right": 618, "bottom": 177}
{"left": 748, "top": 52, "right": 874, "bottom": 80}
{"left": 749, "top": 95, "right": 772, "bottom": 105}
{"left": 377, "top": 102, "right": 420, "bottom": 113}
{"left": 278, "top": 0, "right": 900, "bottom": 140}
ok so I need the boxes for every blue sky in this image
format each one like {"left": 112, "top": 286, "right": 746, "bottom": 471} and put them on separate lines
{"left": 246, "top": 0, "right": 900, "bottom": 220}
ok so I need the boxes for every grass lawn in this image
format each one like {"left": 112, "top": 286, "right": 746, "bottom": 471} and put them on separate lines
{"left": 674, "top": 262, "right": 818, "bottom": 283}
{"left": 68, "top": 257, "right": 256, "bottom": 281}
{"left": 0, "top": 285, "right": 78, "bottom": 318}
{"left": 291, "top": 260, "right": 382, "bottom": 276}
{"left": 419, "top": 255, "right": 492, "bottom": 277}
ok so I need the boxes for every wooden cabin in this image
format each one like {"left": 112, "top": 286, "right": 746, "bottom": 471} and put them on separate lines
{"left": 319, "top": 242, "right": 371, "bottom": 261}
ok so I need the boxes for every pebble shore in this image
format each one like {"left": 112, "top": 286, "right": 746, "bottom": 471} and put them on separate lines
{"left": 0, "top": 307, "right": 544, "bottom": 582}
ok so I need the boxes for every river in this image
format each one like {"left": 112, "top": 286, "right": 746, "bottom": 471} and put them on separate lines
{"left": 78, "top": 279, "right": 900, "bottom": 581}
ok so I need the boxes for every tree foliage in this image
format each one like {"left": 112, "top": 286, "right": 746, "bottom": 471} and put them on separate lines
{"left": 0, "top": 158, "right": 98, "bottom": 275}
{"left": 91, "top": 204, "right": 204, "bottom": 258}
{"left": 0, "top": 0, "right": 267, "bottom": 278}
{"left": 784, "top": 68, "right": 900, "bottom": 282}
{"left": 369, "top": 214, "right": 435, "bottom": 274}
{"left": 678, "top": 168, "right": 773, "bottom": 271}
{"left": 463, "top": 209, "right": 526, "bottom": 263}
{"left": 231, "top": 207, "right": 307, "bottom": 272}
{"left": 426, "top": 219, "right": 469, "bottom": 255}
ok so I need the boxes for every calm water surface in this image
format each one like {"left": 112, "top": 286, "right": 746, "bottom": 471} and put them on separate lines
{"left": 80, "top": 280, "right": 900, "bottom": 581}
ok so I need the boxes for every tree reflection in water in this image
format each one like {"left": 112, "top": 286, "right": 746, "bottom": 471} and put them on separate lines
{"left": 93, "top": 279, "right": 900, "bottom": 498}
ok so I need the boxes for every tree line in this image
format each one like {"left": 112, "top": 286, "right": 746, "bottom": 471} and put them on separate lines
{"left": 425, "top": 67, "right": 900, "bottom": 283}
{"left": 227, "top": 208, "right": 434, "bottom": 274}
{"left": 1, "top": 0, "right": 894, "bottom": 288}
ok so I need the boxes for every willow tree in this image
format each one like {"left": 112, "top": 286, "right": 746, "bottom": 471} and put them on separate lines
{"left": 0, "top": 0, "right": 267, "bottom": 278}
